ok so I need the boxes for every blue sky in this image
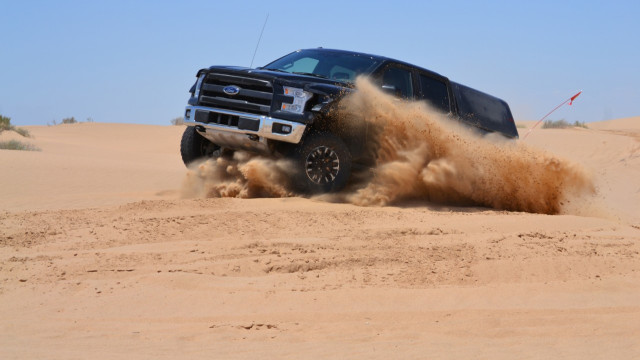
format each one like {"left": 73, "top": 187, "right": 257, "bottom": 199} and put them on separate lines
{"left": 1, "top": 0, "right": 638, "bottom": 126}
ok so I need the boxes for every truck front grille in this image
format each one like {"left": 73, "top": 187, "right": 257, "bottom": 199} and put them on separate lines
{"left": 198, "top": 73, "right": 273, "bottom": 115}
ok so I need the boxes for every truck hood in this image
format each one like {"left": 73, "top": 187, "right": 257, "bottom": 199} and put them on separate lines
{"left": 200, "top": 65, "right": 354, "bottom": 92}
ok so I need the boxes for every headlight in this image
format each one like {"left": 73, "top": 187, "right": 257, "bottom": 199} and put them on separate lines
{"left": 281, "top": 86, "right": 313, "bottom": 114}
{"left": 193, "top": 74, "right": 205, "bottom": 99}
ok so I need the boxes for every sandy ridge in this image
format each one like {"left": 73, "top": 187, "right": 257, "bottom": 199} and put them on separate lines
{"left": 1, "top": 118, "right": 639, "bottom": 359}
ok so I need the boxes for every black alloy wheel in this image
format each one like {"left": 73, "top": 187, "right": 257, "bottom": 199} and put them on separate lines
{"left": 293, "top": 132, "right": 351, "bottom": 193}
{"left": 305, "top": 145, "right": 340, "bottom": 185}
{"left": 180, "top": 126, "right": 221, "bottom": 166}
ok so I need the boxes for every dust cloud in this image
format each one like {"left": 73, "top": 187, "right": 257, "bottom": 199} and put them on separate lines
{"left": 181, "top": 77, "right": 595, "bottom": 215}
{"left": 181, "top": 151, "right": 293, "bottom": 199}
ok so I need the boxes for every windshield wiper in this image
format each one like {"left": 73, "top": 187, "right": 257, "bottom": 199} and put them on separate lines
{"left": 261, "top": 68, "right": 289, "bottom": 73}
{"left": 261, "top": 69, "right": 330, "bottom": 80}
{"left": 292, "top": 72, "right": 329, "bottom": 79}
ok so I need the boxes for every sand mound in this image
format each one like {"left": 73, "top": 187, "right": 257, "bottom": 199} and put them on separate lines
{"left": 589, "top": 116, "right": 640, "bottom": 132}
{"left": 0, "top": 129, "right": 32, "bottom": 142}
{"left": 1, "top": 111, "right": 638, "bottom": 359}
{"left": 0, "top": 123, "right": 185, "bottom": 211}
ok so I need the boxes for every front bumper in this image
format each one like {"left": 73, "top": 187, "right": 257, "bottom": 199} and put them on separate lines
{"left": 184, "top": 105, "right": 307, "bottom": 153}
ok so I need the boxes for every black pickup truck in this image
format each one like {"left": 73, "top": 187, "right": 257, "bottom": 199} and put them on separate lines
{"left": 181, "top": 48, "right": 518, "bottom": 192}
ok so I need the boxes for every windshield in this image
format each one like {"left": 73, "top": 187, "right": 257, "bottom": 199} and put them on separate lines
{"left": 262, "top": 49, "right": 380, "bottom": 83}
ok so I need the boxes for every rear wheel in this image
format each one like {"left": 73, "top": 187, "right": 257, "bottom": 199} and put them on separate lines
{"left": 292, "top": 132, "right": 351, "bottom": 193}
{"left": 180, "top": 126, "right": 221, "bottom": 166}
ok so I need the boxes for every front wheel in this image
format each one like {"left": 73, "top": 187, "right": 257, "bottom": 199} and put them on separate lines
{"left": 180, "top": 126, "right": 221, "bottom": 166}
{"left": 292, "top": 132, "right": 352, "bottom": 193}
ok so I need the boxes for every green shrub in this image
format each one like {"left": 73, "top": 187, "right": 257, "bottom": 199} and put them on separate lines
{"left": 0, "top": 140, "right": 40, "bottom": 151}
{"left": 0, "top": 115, "right": 11, "bottom": 131}
{"left": 542, "top": 119, "right": 588, "bottom": 129}
{"left": 13, "top": 127, "right": 31, "bottom": 137}
{"left": 542, "top": 119, "right": 571, "bottom": 129}
{"left": 0, "top": 114, "right": 31, "bottom": 137}
{"left": 49, "top": 116, "right": 94, "bottom": 126}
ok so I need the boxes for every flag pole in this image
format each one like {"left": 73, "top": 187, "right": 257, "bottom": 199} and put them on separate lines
{"left": 522, "top": 90, "right": 582, "bottom": 139}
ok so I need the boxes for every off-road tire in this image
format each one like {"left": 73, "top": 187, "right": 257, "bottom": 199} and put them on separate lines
{"left": 180, "top": 126, "right": 221, "bottom": 166}
{"left": 292, "top": 132, "right": 352, "bottom": 193}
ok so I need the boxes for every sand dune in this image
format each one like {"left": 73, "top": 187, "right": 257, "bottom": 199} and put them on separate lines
{"left": 1, "top": 118, "right": 639, "bottom": 359}
{"left": 0, "top": 123, "right": 185, "bottom": 211}
{"left": 524, "top": 117, "right": 639, "bottom": 223}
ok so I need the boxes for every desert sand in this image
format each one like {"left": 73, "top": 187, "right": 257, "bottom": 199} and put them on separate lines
{"left": 1, "top": 115, "right": 639, "bottom": 358}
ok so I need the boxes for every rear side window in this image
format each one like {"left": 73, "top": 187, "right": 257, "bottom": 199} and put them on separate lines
{"left": 419, "top": 75, "right": 450, "bottom": 113}
{"left": 453, "top": 83, "right": 512, "bottom": 133}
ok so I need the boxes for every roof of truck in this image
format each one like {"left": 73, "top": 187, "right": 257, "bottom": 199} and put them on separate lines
{"left": 303, "top": 48, "right": 447, "bottom": 79}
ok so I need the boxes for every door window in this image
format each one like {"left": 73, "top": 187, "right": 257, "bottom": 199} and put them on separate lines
{"left": 419, "top": 75, "right": 450, "bottom": 113}
{"left": 382, "top": 66, "right": 413, "bottom": 98}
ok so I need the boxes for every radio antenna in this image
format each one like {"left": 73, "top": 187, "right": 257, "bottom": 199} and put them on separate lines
{"left": 250, "top": 13, "right": 269, "bottom": 68}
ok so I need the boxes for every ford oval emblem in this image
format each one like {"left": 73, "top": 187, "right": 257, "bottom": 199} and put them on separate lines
{"left": 223, "top": 85, "right": 240, "bottom": 95}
